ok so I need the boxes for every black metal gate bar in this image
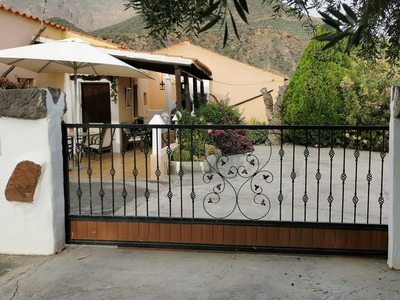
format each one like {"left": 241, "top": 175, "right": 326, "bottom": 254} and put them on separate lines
{"left": 62, "top": 123, "right": 390, "bottom": 252}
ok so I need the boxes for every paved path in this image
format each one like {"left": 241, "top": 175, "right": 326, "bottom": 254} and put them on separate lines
{"left": 1, "top": 246, "right": 399, "bottom": 299}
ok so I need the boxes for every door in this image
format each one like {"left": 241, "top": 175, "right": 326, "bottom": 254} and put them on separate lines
{"left": 81, "top": 83, "right": 111, "bottom": 123}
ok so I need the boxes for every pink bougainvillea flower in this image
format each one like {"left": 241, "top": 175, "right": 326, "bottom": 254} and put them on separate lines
{"left": 386, "top": 87, "right": 391, "bottom": 93}
{"left": 339, "top": 82, "right": 345, "bottom": 88}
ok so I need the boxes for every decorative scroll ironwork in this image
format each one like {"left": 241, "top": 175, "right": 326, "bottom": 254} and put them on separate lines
{"left": 202, "top": 140, "right": 274, "bottom": 220}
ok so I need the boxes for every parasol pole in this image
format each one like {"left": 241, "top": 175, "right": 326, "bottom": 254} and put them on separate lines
{"left": 74, "top": 66, "right": 78, "bottom": 124}
{"left": 71, "top": 66, "right": 79, "bottom": 161}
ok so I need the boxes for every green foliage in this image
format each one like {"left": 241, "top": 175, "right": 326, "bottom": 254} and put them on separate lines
{"left": 283, "top": 26, "right": 355, "bottom": 144}
{"left": 341, "top": 60, "right": 397, "bottom": 126}
{"left": 123, "top": 0, "right": 209, "bottom": 44}
{"left": 196, "top": 98, "right": 244, "bottom": 125}
{"left": 283, "top": 29, "right": 395, "bottom": 150}
{"left": 171, "top": 148, "right": 192, "bottom": 161}
{"left": 176, "top": 97, "right": 252, "bottom": 157}
{"left": 193, "top": 93, "right": 208, "bottom": 110}
{"left": 245, "top": 118, "right": 268, "bottom": 145}
{"left": 338, "top": 60, "right": 397, "bottom": 150}
{"left": 174, "top": 109, "right": 211, "bottom": 161}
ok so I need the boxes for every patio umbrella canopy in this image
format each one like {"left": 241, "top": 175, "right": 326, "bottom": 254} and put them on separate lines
{"left": 0, "top": 38, "right": 151, "bottom": 122}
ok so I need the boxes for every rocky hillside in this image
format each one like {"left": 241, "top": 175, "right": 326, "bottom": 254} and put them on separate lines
{"left": 89, "top": 1, "right": 317, "bottom": 77}
{"left": 1, "top": 0, "right": 135, "bottom": 31}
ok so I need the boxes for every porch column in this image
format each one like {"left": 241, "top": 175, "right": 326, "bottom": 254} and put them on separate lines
{"left": 175, "top": 66, "right": 182, "bottom": 110}
{"left": 388, "top": 86, "right": 400, "bottom": 269}
{"left": 184, "top": 74, "right": 191, "bottom": 113}
{"left": 192, "top": 77, "right": 198, "bottom": 110}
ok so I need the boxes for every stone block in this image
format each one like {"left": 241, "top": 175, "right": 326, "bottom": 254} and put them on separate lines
{"left": 5, "top": 160, "right": 42, "bottom": 203}
{"left": 0, "top": 87, "right": 63, "bottom": 120}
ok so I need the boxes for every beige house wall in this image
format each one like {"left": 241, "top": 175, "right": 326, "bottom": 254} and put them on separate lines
{"left": 0, "top": 11, "right": 66, "bottom": 90}
{"left": 154, "top": 41, "right": 285, "bottom": 123}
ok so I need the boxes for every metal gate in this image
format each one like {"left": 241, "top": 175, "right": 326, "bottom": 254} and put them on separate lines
{"left": 62, "top": 123, "right": 389, "bottom": 256}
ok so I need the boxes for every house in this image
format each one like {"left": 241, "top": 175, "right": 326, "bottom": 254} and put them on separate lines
{"left": 0, "top": 4, "right": 212, "bottom": 150}
{"left": 154, "top": 39, "right": 286, "bottom": 123}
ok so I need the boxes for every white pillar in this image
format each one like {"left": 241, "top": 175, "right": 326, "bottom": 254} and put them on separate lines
{"left": 0, "top": 88, "right": 66, "bottom": 255}
{"left": 148, "top": 114, "right": 166, "bottom": 180}
{"left": 388, "top": 86, "right": 400, "bottom": 268}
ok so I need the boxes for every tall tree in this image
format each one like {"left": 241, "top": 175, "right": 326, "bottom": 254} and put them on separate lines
{"left": 124, "top": 0, "right": 400, "bottom": 65}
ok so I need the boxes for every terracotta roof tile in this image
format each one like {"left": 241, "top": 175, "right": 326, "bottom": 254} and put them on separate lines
{"left": 0, "top": 4, "right": 68, "bottom": 31}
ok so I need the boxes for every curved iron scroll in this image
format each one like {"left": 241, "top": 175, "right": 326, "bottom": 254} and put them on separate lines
{"left": 202, "top": 142, "right": 274, "bottom": 220}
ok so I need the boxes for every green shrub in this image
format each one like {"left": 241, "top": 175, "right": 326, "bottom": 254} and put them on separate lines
{"left": 176, "top": 97, "right": 252, "bottom": 156}
{"left": 171, "top": 147, "right": 192, "bottom": 161}
{"left": 246, "top": 118, "right": 268, "bottom": 145}
{"left": 282, "top": 26, "right": 354, "bottom": 145}
{"left": 196, "top": 97, "right": 244, "bottom": 125}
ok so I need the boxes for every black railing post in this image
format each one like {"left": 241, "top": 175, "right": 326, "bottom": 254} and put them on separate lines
{"left": 61, "top": 121, "right": 71, "bottom": 244}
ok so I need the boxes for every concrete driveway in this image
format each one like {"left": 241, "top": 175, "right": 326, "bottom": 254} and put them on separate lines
{"left": 1, "top": 246, "right": 399, "bottom": 300}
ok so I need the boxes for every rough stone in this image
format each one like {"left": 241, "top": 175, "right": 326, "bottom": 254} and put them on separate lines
{"left": 261, "top": 86, "right": 285, "bottom": 145}
{"left": 0, "top": 87, "right": 63, "bottom": 120}
{"left": 5, "top": 161, "right": 42, "bottom": 203}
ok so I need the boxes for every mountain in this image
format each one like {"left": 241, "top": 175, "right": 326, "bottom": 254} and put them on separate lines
{"left": 1, "top": 0, "right": 136, "bottom": 31}
{"left": 89, "top": 1, "right": 318, "bottom": 77}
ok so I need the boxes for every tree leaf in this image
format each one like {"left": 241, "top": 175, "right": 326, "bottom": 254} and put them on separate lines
{"left": 327, "top": 7, "right": 351, "bottom": 25}
{"left": 319, "top": 11, "right": 341, "bottom": 30}
{"left": 313, "top": 32, "right": 336, "bottom": 41}
{"left": 343, "top": 3, "right": 357, "bottom": 25}
{"left": 230, "top": 10, "right": 240, "bottom": 40}
{"left": 238, "top": 0, "right": 249, "bottom": 13}
{"left": 202, "top": 0, "right": 221, "bottom": 17}
{"left": 223, "top": 22, "right": 228, "bottom": 47}
{"left": 321, "top": 31, "right": 350, "bottom": 50}
{"left": 352, "top": 25, "right": 364, "bottom": 47}
{"left": 233, "top": 0, "right": 248, "bottom": 23}
{"left": 199, "top": 15, "right": 221, "bottom": 32}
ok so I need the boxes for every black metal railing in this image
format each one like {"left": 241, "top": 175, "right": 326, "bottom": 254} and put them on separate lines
{"left": 62, "top": 123, "right": 389, "bottom": 225}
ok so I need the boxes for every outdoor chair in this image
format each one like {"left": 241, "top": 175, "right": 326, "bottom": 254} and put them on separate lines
{"left": 86, "top": 127, "right": 115, "bottom": 159}
{"left": 123, "top": 128, "right": 142, "bottom": 150}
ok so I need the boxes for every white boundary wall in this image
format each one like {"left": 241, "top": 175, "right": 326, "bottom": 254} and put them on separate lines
{"left": 0, "top": 89, "right": 66, "bottom": 255}
{"left": 388, "top": 86, "right": 400, "bottom": 268}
